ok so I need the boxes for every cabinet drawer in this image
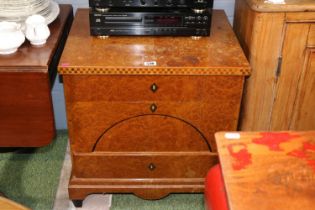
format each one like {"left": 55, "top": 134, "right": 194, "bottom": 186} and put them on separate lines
{"left": 73, "top": 152, "right": 218, "bottom": 179}
{"left": 64, "top": 75, "right": 202, "bottom": 102}
{"left": 64, "top": 75, "right": 242, "bottom": 102}
{"left": 68, "top": 101, "right": 211, "bottom": 152}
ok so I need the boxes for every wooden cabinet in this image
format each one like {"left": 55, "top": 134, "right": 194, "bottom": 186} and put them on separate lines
{"left": 0, "top": 5, "right": 73, "bottom": 147}
{"left": 58, "top": 9, "right": 250, "bottom": 206}
{"left": 234, "top": 0, "right": 315, "bottom": 131}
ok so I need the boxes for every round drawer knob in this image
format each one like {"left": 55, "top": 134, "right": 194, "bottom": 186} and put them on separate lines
{"left": 150, "top": 104, "right": 157, "bottom": 113}
{"left": 148, "top": 163, "right": 156, "bottom": 171}
{"left": 150, "top": 83, "right": 158, "bottom": 93}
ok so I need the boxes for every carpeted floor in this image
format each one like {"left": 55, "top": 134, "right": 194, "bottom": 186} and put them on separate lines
{"left": 111, "top": 194, "right": 204, "bottom": 210}
{"left": 0, "top": 131, "right": 68, "bottom": 210}
{"left": 0, "top": 131, "right": 206, "bottom": 210}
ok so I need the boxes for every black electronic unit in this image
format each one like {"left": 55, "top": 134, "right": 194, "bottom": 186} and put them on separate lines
{"left": 90, "top": 8, "right": 211, "bottom": 36}
{"left": 89, "top": 0, "right": 213, "bottom": 9}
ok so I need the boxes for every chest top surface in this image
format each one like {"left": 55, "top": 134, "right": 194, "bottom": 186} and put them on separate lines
{"left": 58, "top": 10, "right": 250, "bottom": 76}
{"left": 245, "top": 0, "right": 315, "bottom": 12}
{"left": 215, "top": 131, "right": 315, "bottom": 210}
{"left": 0, "top": 5, "right": 72, "bottom": 72}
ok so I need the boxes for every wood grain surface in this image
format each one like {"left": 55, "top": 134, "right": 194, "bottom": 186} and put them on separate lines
{"left": 0, "top": 5, "right": 73, "bottom": 147}
{"left": 216, "top": 131, "right": 315, "bottom": 210}
{"left": 58, "top": 10, "right": 250, "bottom": 76}
{"left": 245, "top": 0, "right": 315, "bottom": 12}
{"left": 235, "top": 0, "right": 315, "bottom": 131}
{"left": 0, "top": 196, "right": 30, "bottom": 210}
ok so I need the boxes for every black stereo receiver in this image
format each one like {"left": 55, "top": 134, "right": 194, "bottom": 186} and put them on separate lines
{"left": 89, "top": 0, "right": 213, "bottom": 9}
{"left": 90, "top": 8, "right": 211, "bottom": 36}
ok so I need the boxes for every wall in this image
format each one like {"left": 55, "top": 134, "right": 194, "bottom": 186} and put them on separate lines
{"left": 53, "top": 0, "right": 236, "bottom": 129}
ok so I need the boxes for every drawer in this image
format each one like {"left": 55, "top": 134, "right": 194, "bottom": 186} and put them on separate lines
{"left": 64, "top": 75, "right": 202, "bottom": 102}
{"left": 73, "top": 152, "right": 218, "bottom": 179}
{"left": 68, "top": 100, "right": 241, "bottom": 152}
{"left": 63, "top": 75, "right": 242, "bottom": 102}
{"left": 68, "top": 101, "right": 208, "bottom": 152}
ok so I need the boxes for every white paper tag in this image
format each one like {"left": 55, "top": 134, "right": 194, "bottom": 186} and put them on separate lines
{"left": 144, "top": 61, "right": 157, "bottom": 66}
{"left": 224, "top": 132, "right": 241, "bottom": 140}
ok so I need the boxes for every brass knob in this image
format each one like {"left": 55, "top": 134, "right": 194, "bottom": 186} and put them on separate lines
{"left": 148, "top": 163, "right": 156, "bottom": 171}
{"left": 150, "top": 104, "right": 157, "bottom": 113}
{"left": 150, "top": 83, "right": 158, "bottom": 93}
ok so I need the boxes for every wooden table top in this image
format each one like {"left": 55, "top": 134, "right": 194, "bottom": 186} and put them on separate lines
{"left": 58, "top": 10, "right": 250, "bottom": 76}
{"left": 245, "top": 0, "right": 315, "bottom": 12}
{"left": 215, "top": 131, "right": 315, "bottom": 210}
{"left": 0, "top": 5, "right": 72, "bottom": 72}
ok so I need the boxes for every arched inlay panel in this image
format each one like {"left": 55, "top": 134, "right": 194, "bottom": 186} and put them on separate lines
{"left": 92, "top": 114, "right": 211, "bottom": 152}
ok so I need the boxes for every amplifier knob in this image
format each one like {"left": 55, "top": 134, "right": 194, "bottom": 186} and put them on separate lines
{"left": 167, "top": 0, "right": 172, "bottom": 5}
{"left": 140, "top": 0, "right": 146, "bottom": 5}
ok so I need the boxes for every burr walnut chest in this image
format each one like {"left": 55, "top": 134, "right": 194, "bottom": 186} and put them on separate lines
{"left": 58, "top": 9, "right": 250, "bottom": 205}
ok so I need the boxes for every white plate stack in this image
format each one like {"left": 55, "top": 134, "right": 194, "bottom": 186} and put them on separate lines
{"left": 0, "top": 0, "right": 60, "bottom": 24}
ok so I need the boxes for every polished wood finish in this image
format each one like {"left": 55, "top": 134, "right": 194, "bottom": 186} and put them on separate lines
{"left": 58, "top": 9, "right": 250, "bottom": 201}
{"left": 0, "top": 5, "right": 73, "bottom": 147}
{"left": 0, "top": 197, "right": 30, "bottom": 210}
{"left": 58, "top": 11, "right": 250, "bottom": 76}
{"left": 245, "top": 0, "right": 315, "bottom": 12}
{"left": 235, "top": 0, "right": 315, "bottom": 131}
{"left": 215, "top": 131, "right": 315, "bottom": 210}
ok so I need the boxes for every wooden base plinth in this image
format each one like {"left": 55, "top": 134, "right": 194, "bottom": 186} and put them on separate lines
{"left": 69, "top": 176, "right": 205, "bottom": 201}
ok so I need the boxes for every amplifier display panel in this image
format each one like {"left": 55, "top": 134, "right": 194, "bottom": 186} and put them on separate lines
{"left": 89, "top": 0, "right": 213, "bottom": 9}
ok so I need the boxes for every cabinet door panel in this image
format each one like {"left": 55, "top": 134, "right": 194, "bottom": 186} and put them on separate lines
{"left": 291, "top": 50, "right": 315, "bottom": 130}
{"left": 270, "top": 23, "right": 311, "bottom": 130}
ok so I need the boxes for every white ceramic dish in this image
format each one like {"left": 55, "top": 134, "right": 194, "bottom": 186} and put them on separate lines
{"left": 0, "top": 21, "right": 25, "bottom": 55}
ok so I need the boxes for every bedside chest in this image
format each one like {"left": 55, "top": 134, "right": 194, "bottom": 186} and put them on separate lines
{"left": 58, "top": 9, "right": 250, "bottom": 206}
{"left": 0, "top": 5, "right": 73, "bottom": 147}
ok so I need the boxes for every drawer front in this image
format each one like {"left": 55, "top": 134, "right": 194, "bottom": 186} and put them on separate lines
{"left": 64, "top": 75, "right": 202, "bottom": 102}
{"left": 73, "top": 152, "right": 218, "bottom": 179}
{"left": 68, "top": 101, "right": 207, "bottom": 152}
{"left": 68, "top": 100, "right": 242, "bottom": 153}
{"left": 64, "top": 75, "right": 242, "bottom": 102}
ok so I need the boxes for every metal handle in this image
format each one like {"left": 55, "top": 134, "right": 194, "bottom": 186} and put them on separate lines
{"left": 148, "top": 163, "right": 156, "bottom": 171}
{"left": 150, "top": 104, "right": 157, "bottom": 113}
{"left": 150, "top": 83, "right": 158, "bottom": 93}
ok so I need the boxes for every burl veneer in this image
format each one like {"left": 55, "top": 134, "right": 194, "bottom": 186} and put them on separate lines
{"left": 58, "top": 9, "right": 250, "bottom": 204}
{"left": 0, "top": 5, "right": 73, "bottom": 147}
